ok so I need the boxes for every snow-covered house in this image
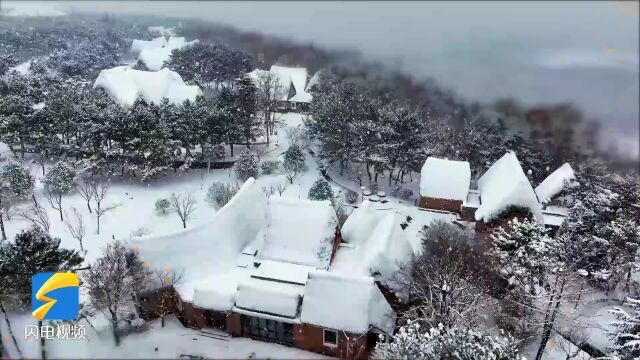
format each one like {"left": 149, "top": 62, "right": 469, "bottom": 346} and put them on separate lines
{"left": 134, "top": 180, "right": 391, "bottom": 358}
{"left": 248, "top": 65, "right": 313, "bottom": 112}
{"left": 474, "top": 151, "right": 543, "bottom": 224}
{"left": 93, "top": 66, "right": 202, "bottom": 106}
{"left": 419, "top": 157, "right": 471, "bottom": 213}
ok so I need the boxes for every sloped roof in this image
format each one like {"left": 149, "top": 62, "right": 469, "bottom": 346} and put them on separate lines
{"left": 420, "top": 157, "right": 471, "bottom": 201}
{"left": 93, "top": 66, "right": 202, "bottom": 106}
{"left": 235, "top": 277, "right": 304, "bottom": 318}
{"left": 475, "top": 151, "right": 542, "bottom": 223}
{"left": 305, "top": 70, "right": 322, "bottom": 92}
{"left": 138, "top": 37, "right": 199, "bottom": 71}
{"left": 259, "top": 198, "right": 337, "bottom": 269}
{"left": 270, "top": 65, "right": 312, "bottom": 103}
{"left": 535, "top": 163, "right": 577, "bottom": 203}
{"left": 335, "top": 203, "right": 413, "bottom": 280}
{"left": 130, "top": 178, "right": 267, "bottom": 302}
{"left": 301, "top": 271, "right": 396, "bottom": 334}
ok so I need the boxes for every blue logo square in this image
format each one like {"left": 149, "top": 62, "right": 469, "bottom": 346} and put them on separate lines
{"left": 31, "top": 272, "right": 79, "bottom": 321}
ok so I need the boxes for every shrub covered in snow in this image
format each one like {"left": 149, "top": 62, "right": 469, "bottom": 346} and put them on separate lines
{"left": 154, "top": 198, "right": 171, "bottom": 215}
{"left": 345, "top": 189, "right": 359, "bottom": 204}
{"left": 206, "top": 182, "right": 239, "bottom": 207}
{"left": 374, "top": 322, "right": 520, "bottom": 360}
{"left": 308, "top": 178, "right": 333, "bottom": 203}
{"left": 130, "top": 227, "right": 151, "bottom": 238}
{"left": 234, "top": 150, "right": 259, "bottom": 181}
{"left": 260, "top": 160, "right": 281, "bottom": 175}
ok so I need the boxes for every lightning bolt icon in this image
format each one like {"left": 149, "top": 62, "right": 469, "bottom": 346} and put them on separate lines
{"left": 31, "top": 273, "right": 79, "bottom": 321}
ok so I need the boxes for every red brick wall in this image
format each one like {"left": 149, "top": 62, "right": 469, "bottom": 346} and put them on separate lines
{"left": 293, "top": 324, "right": 371, "bottom": 359}
{"left": 460, "top": 205, "right": 477, "bottom": 221}
{"left": 419, "top": 196, "right": 462, "bottom": 214}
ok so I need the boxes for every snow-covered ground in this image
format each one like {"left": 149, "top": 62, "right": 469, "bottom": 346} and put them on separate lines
{"left": 0, "top": 313, "right": 327, "bottom": 359}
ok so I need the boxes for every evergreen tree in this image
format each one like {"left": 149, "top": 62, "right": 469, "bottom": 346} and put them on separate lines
{"left": 0, "top": 162, "right": 35, "bottom": 240}
{"left": 308, "top": 178, "right": 334, "bottom": 203}
{"left": 609, "top": 298, "right": 640, "bottom": 359}
{"left": 43, "top": 161, "right": 76, "bottom": 221}
{"left": 233, "top": 76, "right": 260, "bottom": 147}
{"left": 283, "top": 144, "right": 306, "bottom": 184}
{"left": 0, "top": 228, "right": 83, "bottom": 359}
{"left": 234, "top": 150, "right": 259, "bottom": 181}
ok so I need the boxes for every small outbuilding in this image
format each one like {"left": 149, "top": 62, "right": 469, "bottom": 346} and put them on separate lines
{"left": 419, "top": 157, "right": 471, "bottom": 214}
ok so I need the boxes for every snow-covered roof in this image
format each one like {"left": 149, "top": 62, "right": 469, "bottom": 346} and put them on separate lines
{"left": 475, "top": 151, "right": 543, "bottom": 223}
{"left": 420, "top": 157, "right": 471, "bottom": 202}
{"left": 259, "top": 197, "right": 337, "bottom": 269}
{"left": 130, "top": 36, "right": 167, "bottom": 55}
{"left": 93, "top": 66, "right": 202, "bottom": 106}
{"left": 235, "top": 277, "right": 304, "bottom": 318}
{"left": 192, "top": 268, "right": 249, "bottom": 311}
{"left": 251, "top": 260, "right": 315, "bottom": 285}
{"left": 137, "top": 37, "right": 199, "bottom": 71}
{"left": 535, "top": 163, "right": 577, "bottom": 203}
{"left": 130, "top": 178, "right": 267, "bottom": 303}
{"left": 334, "top": 202, "right": 413, "bottom": 280}
{"left": 301, "top": 271, "right": 396, "bottom": 334}
{"left": 542, "top": 211, "right": 567, "bottom": 228}
{"left": 270, "top": 65, "right": 312, "bottom": 103}
{"left": 148, "top": 26, "right": 176, "bottom": 37}
{"left": 305, "top": 70, "right": 322, "bottom": 92}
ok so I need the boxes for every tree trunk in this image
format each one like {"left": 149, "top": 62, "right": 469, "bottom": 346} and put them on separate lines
{"left": 1, "top": 301, "right": 23, "bottom": 358}
{"left": 111, "top": 311, "right": 121, "bottom": 346}
{"left": 229, "top": 143, "right": 234, "bottom": 157}
{"left": 86, "top": 201, "right": 92, "bottom": 214}
{"left": 0, "top": 209, "right": 6, "bottom": 241}
{"left": 97, "top": 216, "right": 101, "bottom": 235}
{"left": 182, "top": 219, "right": 186, "bottom": 229}
{"left": 38, "top": 320, "right": 46, "bottom": 360}
{"left": 161, "top": 314, "right": 165, "bottom": 327}
{"left": 58, "top": 195, "right": 64, "bottom": 221}
{"left": 534, "top": 277, "right": 566, "bottom": 360}
{"left": 32, "top": 194, "right": 39, "bottom": 207}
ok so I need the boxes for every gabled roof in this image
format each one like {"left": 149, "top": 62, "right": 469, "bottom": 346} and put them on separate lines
{"left": 420, "top": 157, "right": 471, "bottom": 201}
{"left": 259, "top": 197, "right": 337, "bottom": 269}
{"left": 535, "top": 163, "right": 577, "bottom": 203}
{"left": 335, "top": 202, "right": 413, "bottom": 280}
{"left": 301, "top": 270, "right": 396, "bottom": 334}
{"left": 475, "top": 151, "right": 542, "bottom": 223}
{"left": 269, "top": 65, "right": 312, "bottom": 103}
{"left": 93, "top": 66, "right": 202, "bottom": 106}
{"left": 305, "top": 70, "right": 322, "bottom": 92}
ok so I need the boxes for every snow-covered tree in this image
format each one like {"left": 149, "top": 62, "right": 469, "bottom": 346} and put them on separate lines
{"left": 374, "top": 322, "right": 520, "bottom": 360}
{"left": 43, "top": 161, "right": 76, "bottom": 221}
{"left": 63, "top": 207, "right": 86, "bottom": 252}
{"left": 283, "top": 144, "right": 306, "bottom": 184}
{"left": 308, "top": 178, "right": 334, "bottom": 203}
{"left": 83, "top": 241, "right": 151, "bottom": 346}
{"left": 609, "top": 297, "right": 640, "bottom": 358}
{"left": 396, "top": 221, "right": 494, "bottom": 329}
{"left": 90, "top": 182, "right": 119, "bottom": 235}
{"left": 233, "top": 76, "right": 260, "bottom": 147}
{"left": 234, "top": 150, "right": 259, "bottom": 181}
{"left": 0, "top": 162, "right": 35, "bottom": 240}
{"left": 255, "top": 71, "right": 286, "bottom": 144}
{"left": 206, "top": 182, "right": 239, "bottom": 207}
{"left": 154, "top": 198, "right": 171, "bottom": 215}
{"left": 0, "top": 228, "right": 82, "bottom": 359}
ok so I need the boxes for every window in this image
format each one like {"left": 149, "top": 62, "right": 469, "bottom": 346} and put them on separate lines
{"left": 323, "top": 329, "right": 338, "bottom": 347}
{"left": 291, "top": 102, "right": 297, "bottom": 109}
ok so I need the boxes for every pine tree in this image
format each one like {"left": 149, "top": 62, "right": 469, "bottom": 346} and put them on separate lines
{"left": 0, "top": 228, "right": 83, "bottom": 359}
{"left": 308, "top": 178, "right": 334, "bottom": 203}
{"left": 283, "top": 144, "right": 306, "bottom": 184}
{"left": 43, "top": 161, "right": 76, "bottom": 221}
{"left": 234, "top": 150, "right": 259, "bottom": 181}
{"left": 0, "top": 162, "right": 35, "bottom": 240}
{"left": 233, "top": 75, "right": 260, "bottom": 147}
{"left": 609, "top": 298, "right": 640, "bottom": 358}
